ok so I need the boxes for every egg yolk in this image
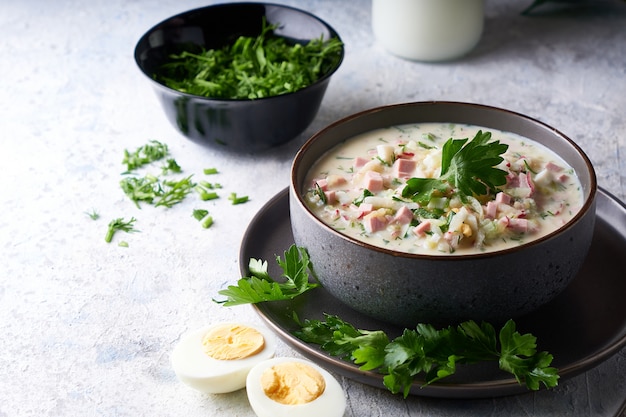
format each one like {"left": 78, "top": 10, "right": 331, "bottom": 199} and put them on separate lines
{"left": 201, "top": 323, "right": 265, "bottom": 360}
{"left": 260, "top": 362, "right": 326, "bottom": 405}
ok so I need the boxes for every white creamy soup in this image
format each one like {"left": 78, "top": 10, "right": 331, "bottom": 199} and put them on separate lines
{"left": 303, "top": 123, "right": 584, "bottom": 255}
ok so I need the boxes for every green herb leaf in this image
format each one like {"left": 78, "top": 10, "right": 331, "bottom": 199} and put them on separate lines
{"left": 295, "top": 314, "right": 389, "bottom": 368}
{"left": 192, "top": 209, "right": 214, "bottom": 229}
{"left": 120, "top": 174, "right": 195, "bottom": 208}
{"left": 122, "top": 140, "right": 169, "bottom": 172}
{"left": 105, "top": 217, "right": 138, "bottom": 243}
{"left": 85, "top": 209, "right": 100, "bottom": 220}
{"left": 402, "top": 131, "right": 509, "bottom": 204}
{"left": 214, "top": 245, "right": 320, "bottom": 306}
{"left": 155, "top": 175, "right": 195, "bottom": 208}
{"left": 314, "top": 183, "right": 327, "bottom": 204}
{"left": 161, "top": 158, "right": 182, "bottom": 175}
{"left": 353, "top": 189, "right": 374, "bottom": 206}
{"left": 295, "top": 315, "right": 559, "bottom": 398}
{"left": 498, "top": 320, "right": 559, "bottom": 390}
{"left": 402, "top": 177, "right": 450, "bottom": 205}
{"left": 192, "top": 209, "right": 209, "bottom": 221}
{"left": 119, "top": 175, "right": 161, "bottom": 208}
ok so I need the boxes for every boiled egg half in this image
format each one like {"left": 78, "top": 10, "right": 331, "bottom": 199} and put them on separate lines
{"left": 171, "top": 322, "right": 276, "bottom": 393}
{"left": 246, "top": 357, "right": 346, "bottom": 417}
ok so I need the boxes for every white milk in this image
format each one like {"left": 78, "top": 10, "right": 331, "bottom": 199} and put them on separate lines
{"left": 372, "top": 0, "right": 484, "bottom": 61}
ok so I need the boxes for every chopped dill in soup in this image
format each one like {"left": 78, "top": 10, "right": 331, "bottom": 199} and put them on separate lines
{"left": 303, "top": 123, "right": 583, "bottom": 255}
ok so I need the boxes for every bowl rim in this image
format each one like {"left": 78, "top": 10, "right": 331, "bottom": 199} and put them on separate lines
{"left": 291, "top": 100, "right": 598, "bottom": 260}
{"left": 133, "top": 1, "right": 345, "bottom": 103}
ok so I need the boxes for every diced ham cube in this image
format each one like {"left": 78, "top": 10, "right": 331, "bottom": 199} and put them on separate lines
{"left": 324, "top": 190, "right": 336, "bottom": 204}
{"left": 507, "top": 218, "right": 528, "bottom": 233}
{"left": 506, "top": 173, "right": 519, "bottom": 188}
{"left": 413, "top": 220, "right": 431, "bottom": 236}
{"left": 393, "top": 206, "right": 413, "bottom": 225}
{"left": 495, "top": 192, "right": 511, "bottom": 205}
{"left": 363, "top": 211, "right": 388, "bottom": 233}
{"left": 545, "top": 162, "right": 563, "bottom": 172}
{"left": 392, "top": 158, "right": 417, "bottom": 179}
{"left": 363, "top": 170, "right": 384, "bottom": 192}
{"left": 353, "top": 157, "right": 369, "bottom": 170}
{"left": 517, "top": 172, "right": 535, "bottom": 197}
{"left": 536, "top": 163, "right": 569, "bottom": 185}
{"left": 326, "top": 174, "right": 347, "bottom": 189}
{"left": 485, "top": 201, "right": 498, "bottom": 219}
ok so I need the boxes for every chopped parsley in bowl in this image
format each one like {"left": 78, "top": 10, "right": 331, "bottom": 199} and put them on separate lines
{"left": 134, "top": 3, "right": 344, "bottom": 152}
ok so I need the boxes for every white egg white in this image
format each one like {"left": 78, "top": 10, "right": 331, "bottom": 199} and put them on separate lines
{"left": 246, "top": 357, "right": 346, "bottom": 417}
{"left": 171, "top": 322, "right": 276, "bottom": 394}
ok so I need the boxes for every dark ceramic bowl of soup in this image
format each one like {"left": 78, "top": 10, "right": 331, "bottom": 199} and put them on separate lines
{"left": 134, "top": 3, "right": 344, "bottom": 152}
{"left": 290, "top": 101, "right": 597, "bottom": 327}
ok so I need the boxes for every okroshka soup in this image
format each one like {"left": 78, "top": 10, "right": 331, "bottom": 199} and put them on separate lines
{"left": 303, "top": 123, "right": 584, "bottom": 255}
{"left": 290, "top": 102, "right": 596, "bottom": 326}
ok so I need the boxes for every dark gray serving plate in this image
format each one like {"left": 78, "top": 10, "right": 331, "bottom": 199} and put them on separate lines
{"left": 239, "top": 187, "right": 626, "bottom": 399}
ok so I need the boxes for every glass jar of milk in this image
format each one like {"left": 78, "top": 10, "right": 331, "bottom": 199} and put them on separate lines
{"left": 372, "top": 0, "right": 484, "bottom": 61}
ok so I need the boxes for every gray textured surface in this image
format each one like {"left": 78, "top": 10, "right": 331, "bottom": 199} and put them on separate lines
{"left": 0, "top": 0, "right": 625, "bottom": 416}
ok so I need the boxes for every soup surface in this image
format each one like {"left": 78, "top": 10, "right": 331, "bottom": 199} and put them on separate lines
{"left": 303, "top": 123, "right": 583, "bottom": 255}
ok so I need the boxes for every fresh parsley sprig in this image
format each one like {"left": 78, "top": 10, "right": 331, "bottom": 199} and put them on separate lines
{"left": 295, "top": 314, "right": 559, "bottom": 398}
{"left": 214, "top": 245, "right": 320, "bottom": 306}
{"left": 402, "top": 131, "right": 509, "bottom": 204}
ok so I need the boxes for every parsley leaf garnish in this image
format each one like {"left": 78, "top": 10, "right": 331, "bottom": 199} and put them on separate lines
{"left": 214, "top": 245, "right": 320, "bottom": 306}
{"left": 295, "top": 314, "right": 559, "bottom": 398}
{"left": 402, "top": 130, "right": 509, "bottom": 204}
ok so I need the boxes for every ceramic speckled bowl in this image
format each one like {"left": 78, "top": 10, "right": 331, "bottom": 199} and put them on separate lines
{"left": 290, "top": 101, "right": 597, "bottom": 327}
{"left": 134, "top": 3, "right": 343, "bottom": 152}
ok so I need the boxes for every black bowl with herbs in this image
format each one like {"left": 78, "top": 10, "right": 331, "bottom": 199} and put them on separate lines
{"left": 134, "top": 3, "right": 344, "bottom": 152}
